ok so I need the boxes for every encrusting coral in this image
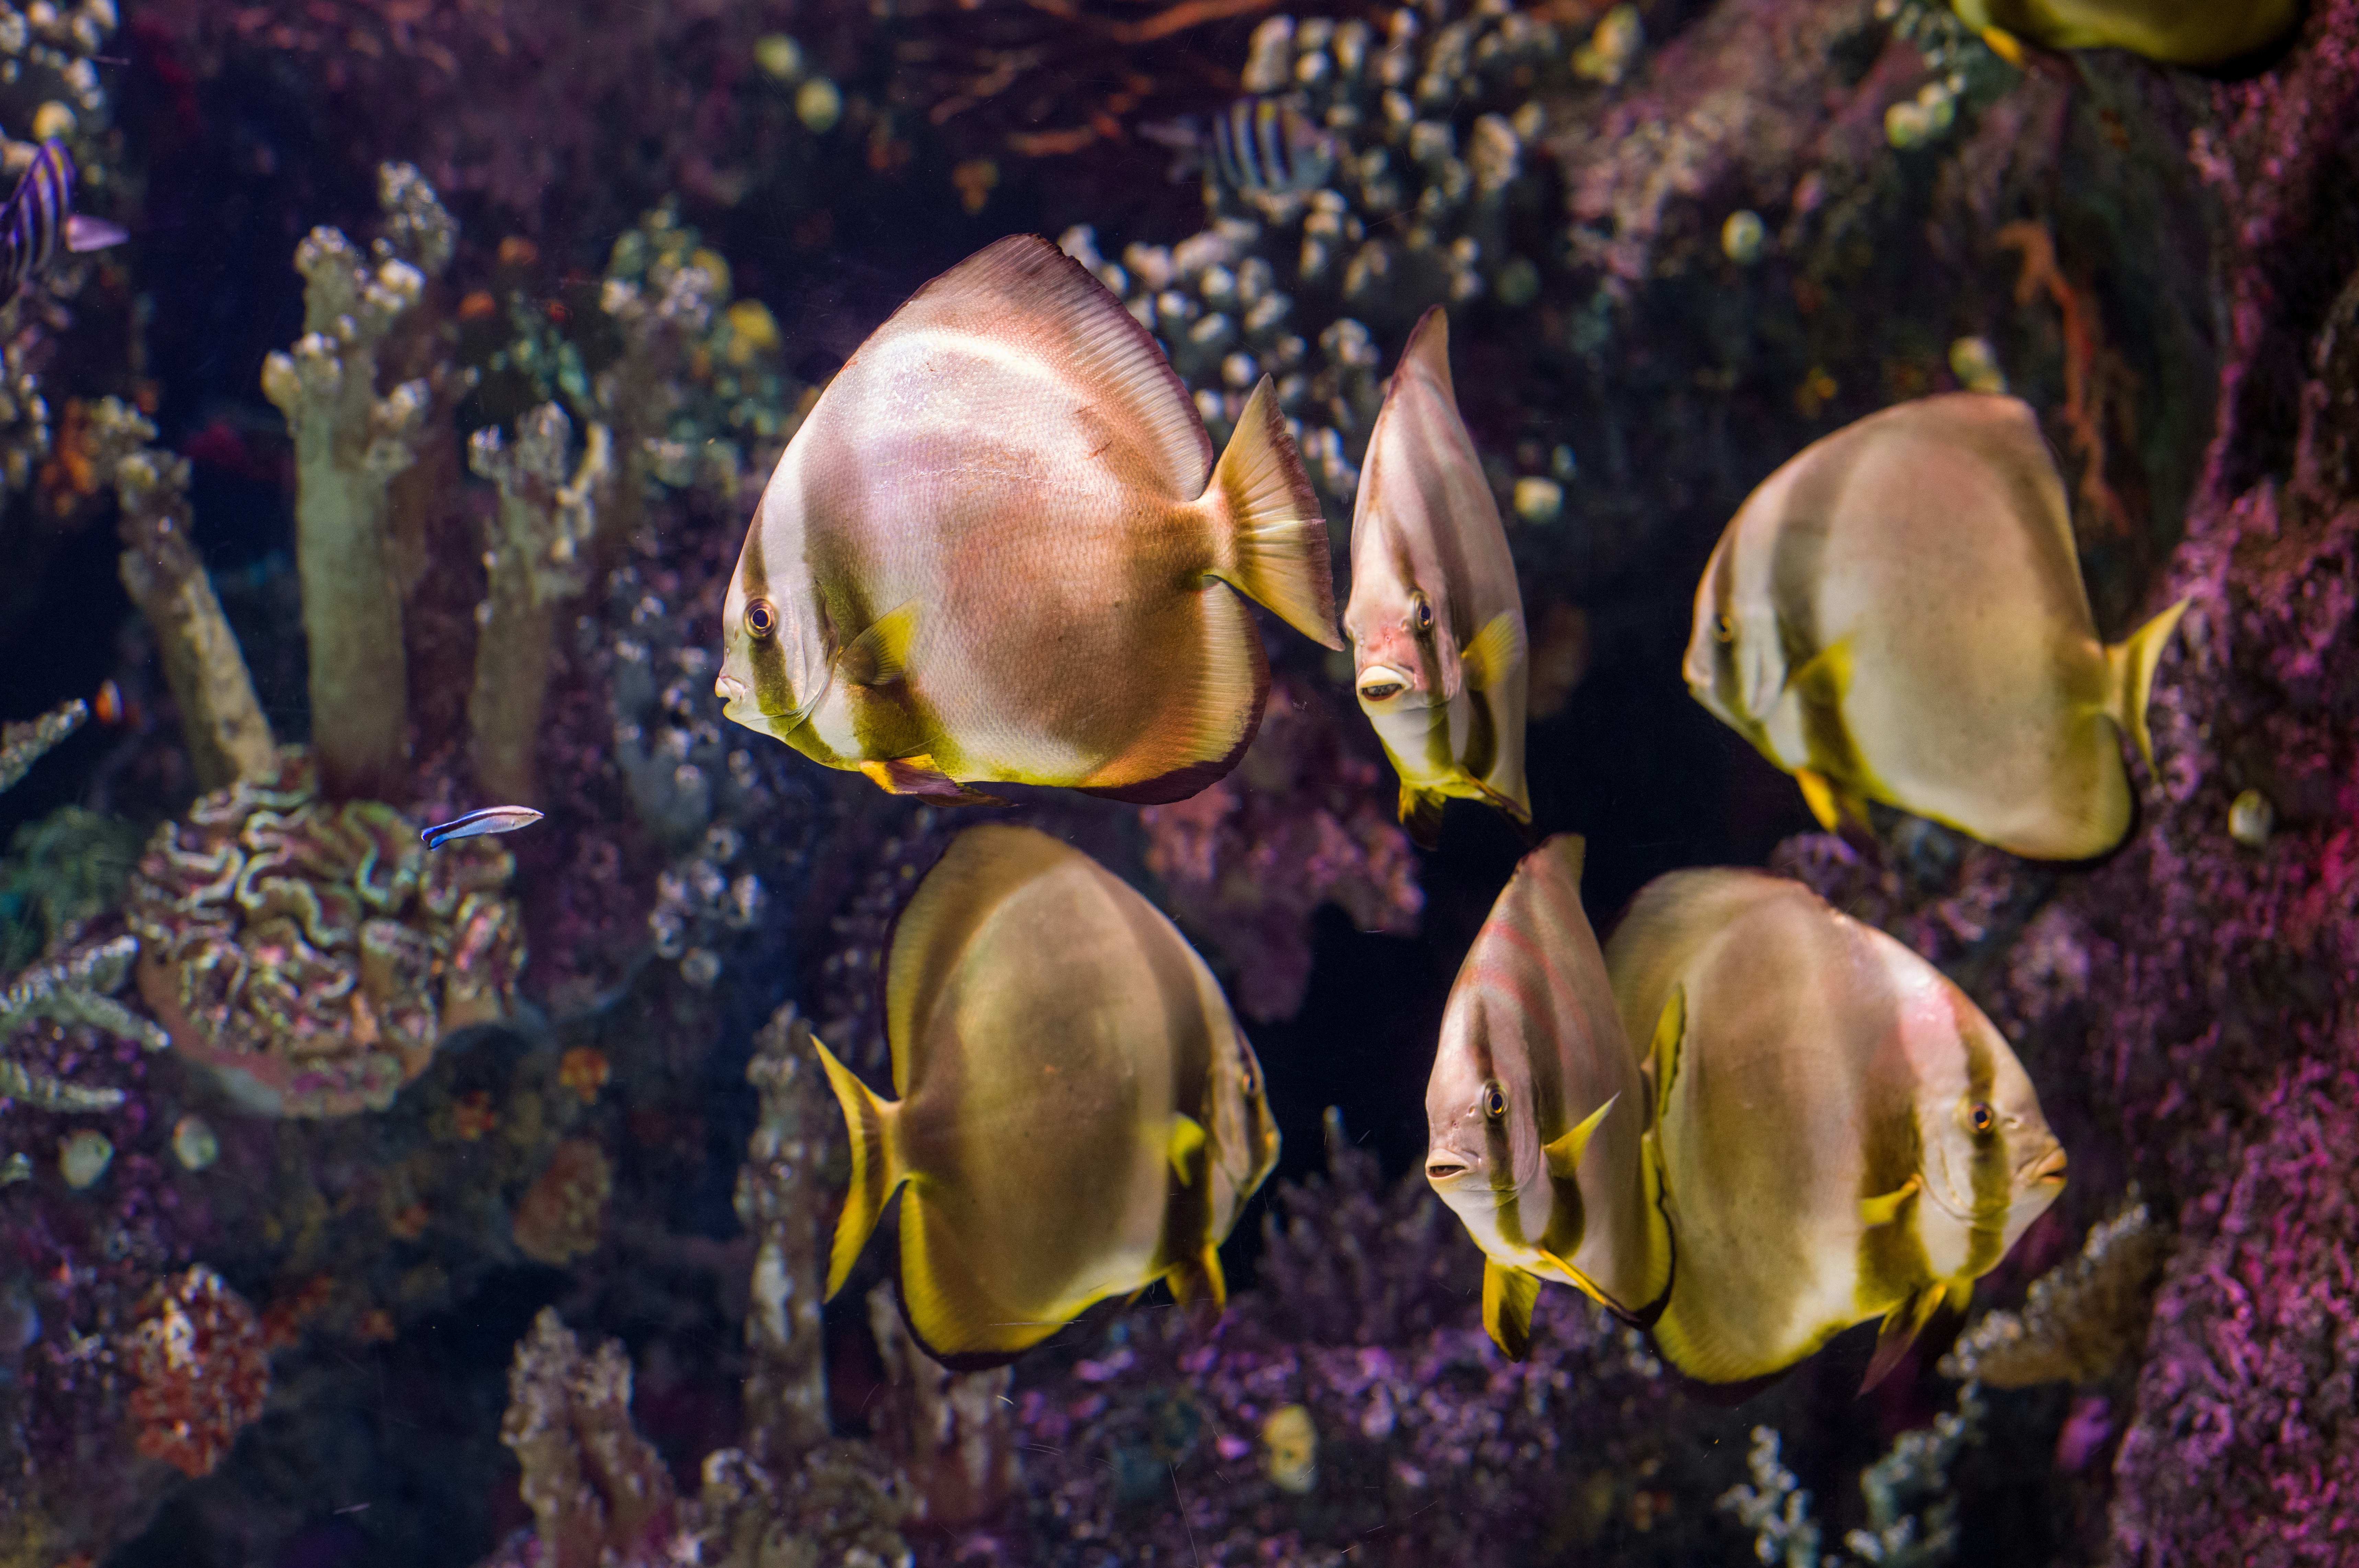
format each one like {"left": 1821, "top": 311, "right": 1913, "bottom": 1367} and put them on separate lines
{"left": 122, "top": 1264, "right": 271, "bottom": 1480}
{"left": 0, "top": 697, "right": 82, "bottom": 796}
{"left": 126, "top": 750, "right": 522, "bottom": 1117}
{"left": 1940, "top": 1197, "right": 2165, "bottom": 1388}
{"left": 261, "top": 163, "right": 455, "bottom": 801}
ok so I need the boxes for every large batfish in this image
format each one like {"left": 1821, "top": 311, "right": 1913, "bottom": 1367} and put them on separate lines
{"left": 1345, "top": 306, "right": 1529, "bottom": 847}
{"left": 1425, "top": 834, "right": 1668, "bottom": 1360}
{"left": 812, "top": 823, "right": 1280, "bottom": 1367}
{"left": 1686, "top": 392, "right": 2187, "bottom": 860}
{"left": 717, "top": 234, "right": 1341, "bottom": 806}
{"left": 1604, "top": 867, "right": 2067, "bottom": 1390}
{"left": 1948, "top": 0, "right": 2301, "bottom": 67}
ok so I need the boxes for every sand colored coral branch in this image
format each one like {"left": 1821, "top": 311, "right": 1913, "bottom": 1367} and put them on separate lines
{"left": 1941, "top": 1197, "right": 2165, "bottom": 1387}
{"left": 0, "top": 697, "right": 85, "bottom": 794}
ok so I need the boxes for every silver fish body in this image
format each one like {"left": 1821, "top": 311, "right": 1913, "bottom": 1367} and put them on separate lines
{"left": 422, "top": 805, "right": 544, "bottom": 850}
{"left": 1604, "top": 867, "right": 2066, "bottom": 1388}
{"left": 1687, "top": 392, "right": 2185, "bottom": 860}
{"left": 1345, "top": 307, "right": 1529, "bottom": 847}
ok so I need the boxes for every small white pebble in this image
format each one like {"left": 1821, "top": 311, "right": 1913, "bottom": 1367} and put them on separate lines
{"left": 1513, "top": 476, "right": 1564, "bottom": 525}
{"left": 2229, "top": 788, "right": 2273, "bottom": 849}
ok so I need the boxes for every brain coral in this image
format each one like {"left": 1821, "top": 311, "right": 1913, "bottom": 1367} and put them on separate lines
{"left": 126, "top": 750, "right": 523, "bottom": 1117}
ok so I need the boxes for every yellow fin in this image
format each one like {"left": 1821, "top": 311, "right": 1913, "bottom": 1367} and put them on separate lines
{"left": 810, "top": 1032, "right": 907, "bottom": 1298}
{"left": 1482, "top": 1260, "right": 1541, "bottom": 1361}
{"left": 899, "top": 1194, "right": 1060, "bottom": 1365}
{"left": 859, "top": 755, "right": 1005, "bottom": 805}
{"left": 1858, "top": 1174, "right": 1922, "bottom": 1229}
{"left": 1167, "top": 1242, "right": 1228, "bottom": 1312}
{"left": 1204, "top": 376, "right": 1341, "bottom": 650}
{"left": 1861, "top": 1281, "right": 1950, "bottom": 1392}
{"left": 1788, "top": 636, "right": 1854, "bottom": 714}
{"left": 836, "top": 598, "right": 922, "bottom": 687}
{"left": 1460, "top": 612, "right": 1527, "bottom": 693}
{"left": 1168, "top": 1112, "right": 1208, "bottom": 1184}
{"left": 2103, "top": 597, "right": 2190, "bottom": 777}
{"left": 1545, "top": 1092, "right": 1620, "bottom": 1181}
{"left": 1401, "top": 784, "right": 1446, "bottom": 848}
{"left": 1646, "top": 985, "right": 1686, "bottom": 1133}
{"left": 1979, "top": 23, "right": 2026, "bottom": 66}
{"left": 1796, "top": 768, "right": 1843, "bottom": 832}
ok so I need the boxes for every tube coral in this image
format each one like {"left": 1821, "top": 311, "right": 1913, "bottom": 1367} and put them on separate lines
{"left": 260, "top": 163, "right": 455, "bottom": 801}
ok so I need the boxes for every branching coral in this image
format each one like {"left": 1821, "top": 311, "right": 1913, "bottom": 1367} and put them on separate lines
{"left": 122, "top": 1265, "right": 271, "bottom": 1480}
{"left": 261, "top": 163, "right": 455, "bottom": 801}
{"left": 1721, "top": 1385, "right": 1984, "bottom": 1568}
{"left": 1940, "top": 1197, "right": 2164, "bottom": 1387}
{"left": 1142, "top": 675, "right": 1421, "bottom": 1021}
{"left": 126, "top": 750, "right": 522, "bottom": 1116}
{"left": 0, "top": 696, "right": 82, "bottom": 794}
{"left": 866, "top": 1282, "right": 1019, "bottom": 1531}
{"left": 733, "top": 1005, "right": 833, "bottom": 1461}
{"left": 1996, "top": 220, "right": 2135, "bottom": 540}
{"left": 499, "top": 1308, "right": 684, "bottom": 1568}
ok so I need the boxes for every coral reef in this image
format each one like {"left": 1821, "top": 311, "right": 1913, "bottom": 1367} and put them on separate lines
{"left": 498, "top": 1308, "right": 685, "bottom": 1568}
{"left": 733, "top": 1005, "right": 833, "bottom": 1461}
{"left": 122, "top": 1264, "right": 271, "bottom": 1480}
{"left": 866, "top": 1282, "right": 1021, "bottom": 1532}
{"left": 1142, "top": 675, "right": 1421, "bottom": 1021}
{"left": 126, "top": 751, "right": 523, "bottom": 1116}
{"left": 0, "top": 698, "right": 83, "bottom": 796}
{"left": 1941, "top": 1199, "right": 2166, "bottom": 1388}
{"left": 511, "top": 1138, "right": 614, "bottom": 1267}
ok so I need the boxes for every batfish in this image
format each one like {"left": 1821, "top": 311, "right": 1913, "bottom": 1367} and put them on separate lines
{"left": 1345, "top": 307, "right": 1529, "bottom": 847}
{"left": 1425, "top": 834, "right": 1669, "bottom": 1360}
{"left": 1949, "top": 0, "right": 2302, "bottom": 68}
{"left": 1686, "top": 392, "right": 2187, "bottom": 860}
{"left": 717, "top": 234, "right": 1341, "bottom": 806}
{"left": 1604, "top": 867, "right": 2067, "bottom": 1390}
{"left": 812, "top": 823, "right": 1280, "bottom": 1367}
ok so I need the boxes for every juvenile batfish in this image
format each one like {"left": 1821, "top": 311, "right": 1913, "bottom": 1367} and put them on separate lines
{"left": 1425, "top": 835, "right": 1667, "bottom": 1361}
{"left": 717, "top": 234, "right": 1341, "bottom": 806}
{"left": 813, "top": 823, "right": 1280, "bottom": 1366}
{"left": 1345, "top": 307, "right": 1529, "bottom": 847}
{"left": 0, "top": 141, "right": 127, "bottom": 310}
{"left": 1948, "top": 0, "right": 2301, "bottom": 67}
{"left": 422, "top": 805, "right": 543, "bottom": 850}
{"left": 1687, "top": 392, "right": 2187, "bottom": 860}
{"left": 1604, "top": 867, "right": 2066, "bottom": 1390}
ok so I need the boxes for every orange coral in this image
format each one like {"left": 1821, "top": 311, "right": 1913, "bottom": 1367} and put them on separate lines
{"left": 1997, "top": 221, "right": 2136, "bottom": 539}
{"left": 125, "top": 1267, "right": 271, "bottom": 1479}
{"left": 557, "top": 1046, "right": 610, "bottom": 1105}
{"left": 513, "top": 1140, "right": 613, "bottom": 1266}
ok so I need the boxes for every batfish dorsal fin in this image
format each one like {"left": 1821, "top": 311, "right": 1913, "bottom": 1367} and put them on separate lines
{"left": 1396, "top": 305, "right": 1455, "bottom": 398}
{"left": 810, "top": 1032, "right": 908, "bottom": 1297}
{"left": 1461, "top": 611, "right": 1527, "bottom": 693}
{"left": 897, "top": 234, "right": 1213, "bottom": 494}
{"left": 1544, "top": 1091, "right": 1619, "bottom": 1181}
{"left": 1482, "top": 1259, "right": 1541, "bottom": 1361}
{"left": 836, "top": 599, "right": 922, "bottom": 687}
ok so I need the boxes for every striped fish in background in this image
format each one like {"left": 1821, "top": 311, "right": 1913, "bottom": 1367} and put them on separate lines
{"left": 0, "top": 139, "right": 126, "bottom": 309}
{"left": 1209, "top": 96, "right": 1336, "bottom": 196}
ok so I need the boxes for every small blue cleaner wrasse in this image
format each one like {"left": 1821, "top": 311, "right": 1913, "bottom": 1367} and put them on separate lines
{"left": 1425, "top": 834, "right": 1669, "bottom": 1361}
{"left": 421, "top": 806, "right": 544, "bottom": 850}
{"left": 1346, "top": 307, "right": 1530, "bottom": 849}
{"left": 1604, "top": 867, "right": 2067, "bottom": 1391}
{"left": 810, "top": 823, "right": 1280, "bottom": 1369}
{"left": 716, "top": 234, "right": 1341, "bottom": 808}
{"left": 1686, "top": 392, "right": 2188, "bottom": 860}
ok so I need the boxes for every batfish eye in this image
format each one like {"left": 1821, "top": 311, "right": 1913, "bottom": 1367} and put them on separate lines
{"left": 744, "top": 597, "right": 779, "bottom": 638}
{"left": 1411, "top": 593, "right": 1435, "bottom": 634}
{"left": 1482, "top": 1080, "right": 1507, "bottom": 1121}
{"left": 1713, "top": 613, "right": 1735, "bottom": 644}
{"left": 1967, "top": 1101, "right": 1996, "bottom": 1136}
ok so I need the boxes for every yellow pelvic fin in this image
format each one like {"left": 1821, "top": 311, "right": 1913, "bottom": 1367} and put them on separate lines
{"left": 1460, "top": 612, "right": 1527, "bottom": 693}
{"left": 1204, "top": 376, "right": 1341, "bottom": 650}
{"left": 1858, "top": 1174, "right": 1923, "bottom": 1229}
{"left": 1168, "top": 1112, "right": 1208, "bottom": 1185}
{"left": 1978, "top": 23, "right": 2026, "bottom": 66}
{"left": 810, "top": 1032, "right": 907, "bottom": 1298}
{"left": 1796, "top": 768, "right": 1844, "bottom": 833}
{"left": 1545, "top": 1092, "right": 1620, "bottom": 1182}
{"left": 836, "top": 599, "right": 923, "bottom": 687}
{"left": 1647, "top": 986, "right": 1687, "bottom": 1132}
{"left": 1167, "top": 1242, "right": 1228, "bottom": 1312}
{"left": 858, "top": 755, "right": 1007, "bottom": 806}
{"left": 1482, "top": 1259, "right": 1541, "bottom": 1362}
{"left": 2103, "top": 597, "right": 2191, "bottom": 777}
{"left": 1861, "top": 1279, "right": 1953, "bottom": 1393}
{"left": 1400, "top": 785, "right": 1447, "bottom": 849}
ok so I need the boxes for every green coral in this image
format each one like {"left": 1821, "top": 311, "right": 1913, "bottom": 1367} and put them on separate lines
{"left": 0, "top": 805, "right": 146, "bottom": 972}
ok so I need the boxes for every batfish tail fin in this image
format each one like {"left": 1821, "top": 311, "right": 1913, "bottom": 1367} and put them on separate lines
{"left": 811, "top": 1032, "right": 908, "bottom": 1299}
{"left": 2103, "top": 597, "right": 2190, "bottom": 776}
{"left": 1204, "top": 376, "right": 1341, "bottom": 650}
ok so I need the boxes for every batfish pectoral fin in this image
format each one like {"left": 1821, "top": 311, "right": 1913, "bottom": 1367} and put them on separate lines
{"left": 1544, "top": 1092, "right": 1620, "bottom": 1181}
{"left": 1788, "top": 636, "right": 1854, "bottom": 711}
{"left": 1857, "top": 1174, "right": 1922, "bottom": 1229}
{"left": 2103, "top": 597, "right": 2191, "bottom": 777}
{"left": 809, "top": 1032, "right": 907, "bottom": 1298}
{"left": 858, "top": 756, "right": 1008, "bottom": 806}
{"left": 1482, "top": 1259, "right": 1541, "bottom": 1362}
{"left": 1646, "top": 986, "right": 1687, "bottom": 1132}
{"left": 1166, "top": 1243, "right": 1228, "bottom": 1314}
{"left": 836, "top": 598, "right": 923, "bottom": 687}
{"left": 1860, "top": 1280, "right": 1950, "bottom": 1393}
{"left": 1167, "top": 1112, "right": 1208, "bottom": 1184}
{"left": 1796, "top": 768, "right": 1844, "bottom": 833}
{"left": 1401, "top": 785, "right": 1447, "bottom": 849}
{"left": 1460, "top": 612, "right": 1527, "bottom": 693}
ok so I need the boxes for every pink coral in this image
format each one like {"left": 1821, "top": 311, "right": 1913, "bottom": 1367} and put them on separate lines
{"left": 1142, "top": 675, "right": 1422, "bottom": 1021}
{"left": 123, "top": 1265, "right": 270, "bottom": 1480}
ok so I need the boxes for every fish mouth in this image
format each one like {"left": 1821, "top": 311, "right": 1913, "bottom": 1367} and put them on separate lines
{"left": 1357, "top": 665, "right": 1412, "bottom": 703}
{"left": 1424, "top": 1147, "right": 1481, "bottom": 1186}
{"left": 2019, "top": 1144, "right": 2068, "bottom": 1188}
{"left": 715, "top": 674, "right": 750, "bottom": 706}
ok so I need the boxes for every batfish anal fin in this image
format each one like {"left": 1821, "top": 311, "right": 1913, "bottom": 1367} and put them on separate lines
{"left": 1482, "top": 1259, "right": 1541, "bottom": 1362}
{"left": 2103, "top": 597, "right": 2191, "bottom": 777}
{"left": 1860, "top": 1280, "right": 1951, "bottom": 1394}
{"left": 1075, "top": 570, "right": 1266, "bottom": 803}
{"left": 1460, "top": 611, "right": 1527, "bottom": 693}
{"left": 836, "top": 599, "right": 923, "bottom": 687}
{"left": 1796, "top": 768, "right": 1844, "bottom": 833}
{"left": 1401, "top": 784, "right": 1446, "bottom": 849}
{"left": 1858, "top": 1174, "right": 1923, "bottom": 1229}
{"left": 858, "top": 756, "right": 1008, "bottom": 806}
{"left": 898, "top": 1198, "right": 1062, "bottom": 1367}
{"left": 1167, "top": 1112, "right": 1208, "bottom": 1184}
{"left": 1166, "top": 1242, "right": 1228, "bottom": 1315}
{"left": 1544, "top": 1092, "right": 1620, "bottom": 1181}
{"left": 66, "top": 215, "right": 128, "bottom": 253}
{"left": 810, "top": 1032, "right": 907, "bottom": 1298}
{"left": 1203, "top": 376, "right": 1341, "bottom": 649}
